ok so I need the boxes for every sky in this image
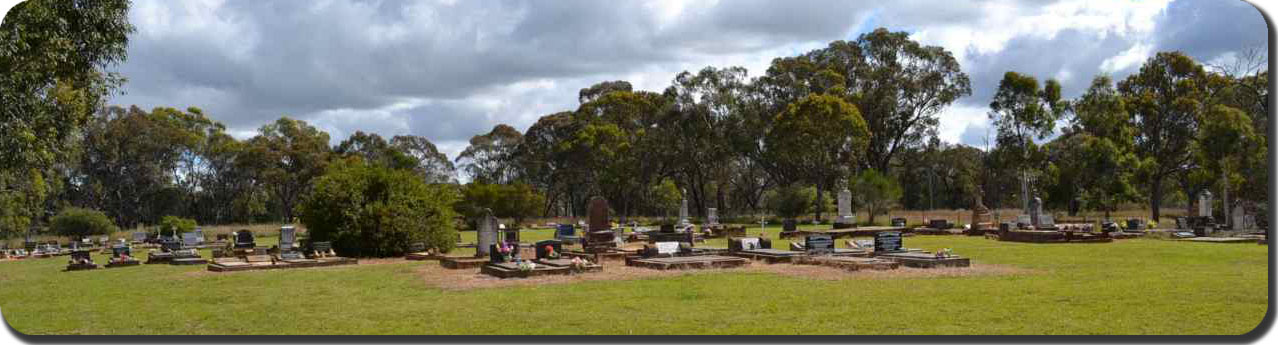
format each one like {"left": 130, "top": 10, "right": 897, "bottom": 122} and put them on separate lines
{"left": 80, "top": 0, "right": 1271, "bottom": 159}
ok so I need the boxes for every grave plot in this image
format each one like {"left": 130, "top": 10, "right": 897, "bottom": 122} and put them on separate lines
{"left": 874, "top": 252, "right": 971, "bottom": 268}
{"left": 793, "top": 256, "right": 900, "bottom": 271}
{"left": 404, "top": 243, "right": 444, "bottom": 261}
{"left": 207, "top": 227, "right": 355, "bottom": 272}
{"left": 912, "top": 219, "right": 963, "bottom": 235}
{"left": 481, "top": 240, "right": 602, "bottom": 279}
{"left": 625, "top": 239, "right": 748, "bottom": 270}
{"left": 561, "top": 197, "right": 631, "bottom": 262}
{"left": 441, "top": 211, "right": 503, "bottom": 269}
{"left": 64, "top": 250, "right": 98, "bottom": 271}
{"left": 869, "top": 231, "right": 971, "bottom": 269}
{"left": 103, "top": 243, "right": 140, "bottom": 268}
{"left": 727, "top": 237, "right": 802, "bottom": 263}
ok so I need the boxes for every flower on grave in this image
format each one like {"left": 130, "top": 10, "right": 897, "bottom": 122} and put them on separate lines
{"left": 545, "top": 245, "right": 559, "bottom": 259}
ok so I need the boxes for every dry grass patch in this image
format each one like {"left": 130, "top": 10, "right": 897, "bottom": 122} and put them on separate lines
{"left": 413, "top": 259, "right": 1033, "bottom": 290}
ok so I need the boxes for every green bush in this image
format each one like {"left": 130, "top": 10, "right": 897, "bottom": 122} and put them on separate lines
{"left": 50, "top": 208, "right": 119, "bottom": 238}
{"left": 158, "top": 215, "right": 197, "bottom": 237}
{"left": 765, "top": 184, "right": 816, "bottom": 219}
{"left": 299, "top": 158, "right": 459, "bottom": 257}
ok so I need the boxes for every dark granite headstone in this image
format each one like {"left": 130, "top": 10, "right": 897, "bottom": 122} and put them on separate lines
{"left": 928, "top": 219, "right": 950, "bottom": 229}
{"left": 234, "top": 230, "right": 256, "bottom": 249}
{"left": 805, "top": 235, "right": 835, "bottom": 255}
{"left": 1125, "top": 219, "right": 1143, "bottom": 231}
{"left": 556, "top": 224, "right": 575, "bottom": 237}
{"left": 874, "top": 231, "right": 903, "bottom": 253}
{"left": 535, "top": 240, "right": 563, "bottom": 260}
{"left": 588, "top": 197, "right": 611, "bottom": 232}
{"left": 782, "top": 219, "right": 797, "bottom": 232}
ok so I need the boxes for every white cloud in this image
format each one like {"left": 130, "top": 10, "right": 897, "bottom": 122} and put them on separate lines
{"left": 1100, "top": 43, "right": 1153, "bottom": 72}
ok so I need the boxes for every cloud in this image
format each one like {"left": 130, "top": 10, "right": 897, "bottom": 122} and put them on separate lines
{"left": 105, "top": 0, "right": 1268, "bottom": 160}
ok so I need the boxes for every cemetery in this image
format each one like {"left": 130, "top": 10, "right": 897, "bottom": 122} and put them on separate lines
{"left": 0, "top": 1, "right": 1270, "bottom": 335}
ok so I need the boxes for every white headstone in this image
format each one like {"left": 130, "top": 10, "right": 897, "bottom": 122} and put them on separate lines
{"left": 837, "top": 189, "right": 854, "bottom": 224}
{"left": 707, "top": 208, "right": 719, "bottom": 225}
{"left": 656, "top": 241, "right": 679, "bottom": 255}
{"left": 1233, "top": 204, "right": 1248, "bottom": 230}
{"left": 477, "top": 212, "right": 498, "bottom": 256}
{"left": 741, "top": 238, "right": 760, "bottom": 250}
{"left": 679, "top": 198, "right": 689, "bottom": 226}
{"left": 1199, "top": 191, "right": 1213, "bottom": 218}
{"left": 1029, "top": 196, "right": 1043, "bottom": 226}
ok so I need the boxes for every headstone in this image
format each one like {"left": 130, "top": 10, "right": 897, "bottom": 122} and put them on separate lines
{"left": 971, "top": 194, "right": 993, "bottom": 229}
{"left": 554, "top": 224, "right": 576, "bottom": 240}
{"left": 408, "top": 242, "right": 426, "bottom": 253}
{"left": 707, "top": 208, "right": 719, "bottom": 225}
{"left": 891, "top": 218, "right": 907, "bottom": 227}
{"left": 873, "top": 231, "right": 903, "bottom": 253}
{"left": 476, "top": 211, "right": 498, "bottom": 257}
{"left": 1029, "top": 196, "right": 1043, "bottom": 227}
{"left": 836, "top": 189, "right": 855, "bottom": 225}
{"left": 193, "top": 228, "right": 205, "bottom": 245}
{"left": 1125, "top": 219, "right": 1143, "bottom": 231}
{"left": 1233, "top": 205, "right": 1247, "bottom": 230}
{"left": 535, "top": 240, "right": 563, "bottom": 260}
{"left": 655, "top": 241, "right": 680, "bottom": 256}
{"left": 1016, "top": 215, "right": 1032, "bottom": 228}
{"left": 678, "top": 198, "right": 689, "bottom": 226}
{"left": 1039, "top": 214, "right": 1055, "bottom": 227}
{"left": 588, "top": 198, "right": 610, "bottom": 232}
{"left": 235, "top": 230, "right": 256, "bottom": 249}
{"left": 805, "top": 234, "right": 835, "bottom": 255}
{"left": 279, "top": 226, "right": 296, "bottom": 251}
{"left": 181, "top": 232, "right": 200, "bottom": 248}
{"left": 782, "top": 219, "right": 797, "bottom": 232}
{"left": 928, "top": 219, "right": 950, "bottom": 230}
{"left": 132, "top": 231, "right": 147, "bottom": 243}
{"left": 730, "top": 237, "right": 771, "bottom": 252}
{"left": 1199, "top": 191, "right": 1213, "bottom": 218}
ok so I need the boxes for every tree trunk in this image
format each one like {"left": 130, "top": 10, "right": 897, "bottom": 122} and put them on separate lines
{"left": 1222, "top": 171, "right": 1231, "bottom": 228}
{"left": 814, "top": 182, "right": 825, "bottom": 222}
{"left": 1150, "top": 177, "right": 1163, "bottom": 223}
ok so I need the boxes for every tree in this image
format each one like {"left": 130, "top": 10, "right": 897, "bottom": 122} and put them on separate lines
{"left": 662, "top": 66, "right": 749, "bottom": 219}
{"left": 49, "top": 207, "right": 117, "bottom": 238}
{"left": 454, "top": 183, "right": 546, "bottom": 229}
{"left": 1118, "top": 52, "right": 1209, "bottom": 221}
{"left": 812, "top": 28, "right": 972, "bottom": 173}
{"left": 157, "top": 215, "right": 196, "bottom": 237}
{"left": 765, "top": 184, "right": 816, "bottom": 220}
{"left": 988, "top": 71, "right": 1065, "bottom": 211}
{"left": 1056, "top": 76, "right": 1140, "bottom": 219}
{"left": 0, "top": 0, "right": 133, "bottom": 232}
{"left": 299, "top": 158, "right": 459, "bottom": 257}
{"left": 567, "top": 88, "right": 669, "bottom": 221}
{"left": 517, "top": 111, "right": 585, "bottom": 217}
{"left": 851, "top": 169, "right": 903, "bottom": 225}
{"left": 1196, "top": 105, "right": 1264, "bottom": 226}
{"left": 763, "top": 93, "right": 869, "bottom": 221}
{"left": 241, "top": 117, "right": 332, "bottom": 222}
{"left": 390, "top": 135, "right": 456, "bottom": 184}
{"left": 455, "top": 124, "right": 523, "bottom": 184}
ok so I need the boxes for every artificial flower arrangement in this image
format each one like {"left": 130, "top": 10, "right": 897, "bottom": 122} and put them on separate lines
{"left": 544, "top": 245, "right": 559, "bottom": 259}
{"left": 497, "top": 242, "right": 514, "bottom": 262}
{"left": 516, "top": 260, "right": 537, "bottom": 272}
{"left": 935, "top": 248, "right": 954, "bottom": 259}
{"left": 569, "top": 257, "right": 589, "bottom": 272}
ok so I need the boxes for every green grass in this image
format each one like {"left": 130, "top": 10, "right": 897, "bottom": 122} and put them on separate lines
{"left": 0, "top": 226, "right": 1267, "bottom": 335}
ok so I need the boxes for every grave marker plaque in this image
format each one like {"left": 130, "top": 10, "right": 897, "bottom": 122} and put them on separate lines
{"left": 805, "top": 234, "right": 834, "bottom": 255}
{"left": 655, "top": 241, "right": 679, "bottom": 256}
{"left": 874, "top": 231, "right": 903, "bottom": 253}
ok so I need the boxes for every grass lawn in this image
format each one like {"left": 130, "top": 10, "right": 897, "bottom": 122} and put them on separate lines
{"left": 0, "top": 225, "right": 1268, "bottom": 335}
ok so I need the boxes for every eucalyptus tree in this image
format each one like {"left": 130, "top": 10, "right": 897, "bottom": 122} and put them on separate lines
{"left": 455, "top": 124, "right": 524, "bottom": 184}
{"left": 988, "top": 71, "right": 1065, "bottom": 211}
{"left": 1117, "top": 52, "right": 1209, "bottom": 221}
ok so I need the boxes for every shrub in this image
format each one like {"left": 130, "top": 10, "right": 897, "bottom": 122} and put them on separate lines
{"left": 50, "top": 208, "right": 119, "bottom": 238}
{"left": 158, "top": 215, "right": 197, "bottom": 237}
{"left": 299, "top": 159, "right": 459, "bottom": 257}
{"left": 766, "top": 184, "right": 816, "bottom": 219}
